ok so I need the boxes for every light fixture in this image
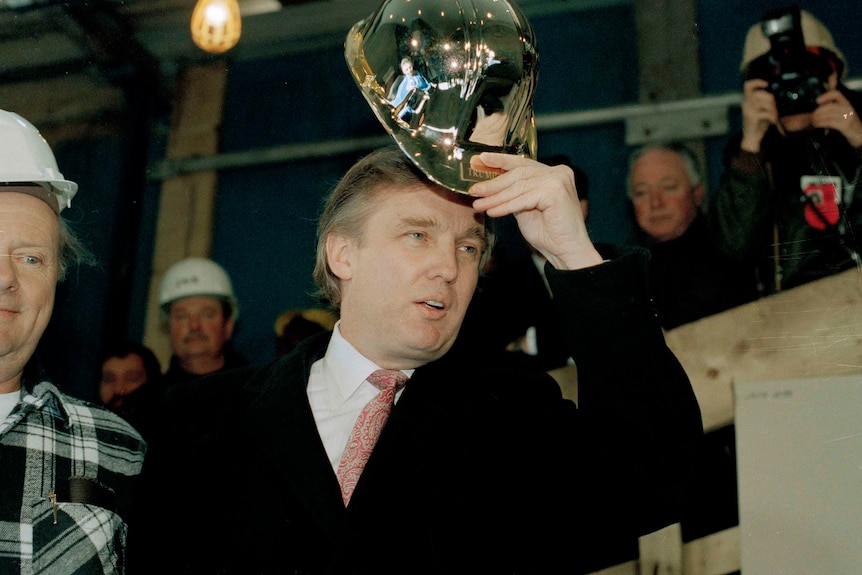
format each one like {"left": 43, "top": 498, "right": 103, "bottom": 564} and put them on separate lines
{"left": 190, "top": 0, "right": 242, "bottom": 54}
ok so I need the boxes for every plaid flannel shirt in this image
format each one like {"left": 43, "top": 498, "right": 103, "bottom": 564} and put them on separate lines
{"left": 0, "top": 362, "right": 146, "bottom": 575}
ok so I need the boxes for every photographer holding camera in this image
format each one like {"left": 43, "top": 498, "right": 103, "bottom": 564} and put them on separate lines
{"left": 710, "top": 6, "right": 862, "bottom": 295}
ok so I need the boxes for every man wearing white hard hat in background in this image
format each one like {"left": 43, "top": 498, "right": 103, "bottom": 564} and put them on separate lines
{"left": 131, "top": 1, "right": 702, "bottom": 573}
{"left": 158, "top": 256, "right": 248, "bottom": 387}
{"left": 0, "top": 108, "right": 145, "bottom": 574}
{"left": 710, "top": 6, "right": 862, "bottom": 296}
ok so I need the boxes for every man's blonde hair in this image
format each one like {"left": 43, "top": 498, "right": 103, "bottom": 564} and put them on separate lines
{"left": 312, "top": 146, "right": 495, "bottom": 311}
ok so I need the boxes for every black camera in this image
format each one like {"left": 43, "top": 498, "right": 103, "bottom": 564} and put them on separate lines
{"left": 746, "top": 6, "right": 832, "bottom": 116}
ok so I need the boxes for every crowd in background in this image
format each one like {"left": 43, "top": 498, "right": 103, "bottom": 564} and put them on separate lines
{"left": 0, "top": 3, "right": 859, "bottom": 574}
{"left": 114, "top": 7, "right": 859, "bottom": 568}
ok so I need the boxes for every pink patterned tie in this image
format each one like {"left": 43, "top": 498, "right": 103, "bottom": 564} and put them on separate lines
{"left": 336, "top": 369, "right": 408, "bottom": 505}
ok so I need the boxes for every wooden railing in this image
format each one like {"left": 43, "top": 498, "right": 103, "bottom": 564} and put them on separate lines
{"left": 550, "top": 267, "right": 862, "bottom": 575}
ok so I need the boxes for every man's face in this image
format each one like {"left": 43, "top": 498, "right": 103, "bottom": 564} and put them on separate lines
{"left": 168, "top": 296, "right": 234, "bottom": 363}
{"left": 99, "top": 353, "right": 147, "bottom": 409}
{"left": 630, "top": 148, "right": 702, "bottom": 243}
{"left": 329, "top": 183, "right": 487, "bottom": 369}
{"left": 0, "top": 192, "right": 59, "bottom": 381}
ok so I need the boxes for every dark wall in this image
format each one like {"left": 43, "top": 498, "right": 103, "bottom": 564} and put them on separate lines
{"left": 40, "top": 0, "right": 862, "bottom": 398}
{"left": 37, "top": 136, "right": 123, "bottom": 401}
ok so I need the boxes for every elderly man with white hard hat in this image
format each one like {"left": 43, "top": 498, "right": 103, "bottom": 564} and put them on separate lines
{"left": 158, "top": 256, "right": 248, "bottom": 386}
{"left": 709, "top": 6, "right": 862, "bottom": 296}
{"left": 0, "top": 108, "right": 145, "bottom": 574}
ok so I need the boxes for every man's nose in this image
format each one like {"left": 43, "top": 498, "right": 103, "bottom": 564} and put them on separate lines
{"left": 431, "top": 245, "right": 459, "bottom": 283}
{"left": 0, "top": 256, "right": 18, "bottom": 292}
{"left": 649, "top": 189, "right": 665, "bottom": 207}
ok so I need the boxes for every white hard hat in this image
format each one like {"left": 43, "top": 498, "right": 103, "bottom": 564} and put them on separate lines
{"left": 159, "top": 257, "right": 239, "bottom": 319}
{"left": 345, "top": 0, "right": 539, "bottom": 194}
{"left": 0, "top": 109, "right": 78, "bottom": 213}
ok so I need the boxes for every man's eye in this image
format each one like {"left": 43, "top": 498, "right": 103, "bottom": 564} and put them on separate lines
{"left": 21, "top": 256, "right": 41, "bottom": 265}
{"left": 408, "top": 232, "right": 425, "bottom": 240}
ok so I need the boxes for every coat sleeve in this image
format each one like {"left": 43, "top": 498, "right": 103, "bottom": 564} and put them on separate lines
{"left": 546, "top": 244, "right": 704, "bottom": 537}
{"left": 708, "top": 132, "right": 775, "bottom": 260}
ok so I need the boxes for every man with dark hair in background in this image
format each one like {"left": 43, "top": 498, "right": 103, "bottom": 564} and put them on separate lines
{"left": 98, "top": 341, "right": 164, "bottom": 440}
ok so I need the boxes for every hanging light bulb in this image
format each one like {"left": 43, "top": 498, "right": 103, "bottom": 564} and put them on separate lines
{"left": 190, "top": 0, "right": 242, "bottom": 54}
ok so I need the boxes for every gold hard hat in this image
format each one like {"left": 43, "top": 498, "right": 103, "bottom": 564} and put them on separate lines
{"left": 345, "top": 0, "right": 539, "bottom": 194}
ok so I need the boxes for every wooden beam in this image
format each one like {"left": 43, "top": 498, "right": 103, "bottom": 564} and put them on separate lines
{"left": 664, "top": 267, "right": 862, "bottom": 432}
{"left": 639, "top": 523, "right": 683, "bottom": 574}
{"left": 582, "top": 270, "right": 860, "bottom": 575}
{"left": 0, "top": 74, "right": 127, "bottom": 143}
{"left": 143, "top": 62, "right": 228, "bottom": 368}
{"left": 683, "top": 527, "right": 740, "bottom": 575}
{"left": 634, "top": 0, "right": 700, "bottom": 104}
{"left": 586, "top": 527, "right": 741, "bottom": 575}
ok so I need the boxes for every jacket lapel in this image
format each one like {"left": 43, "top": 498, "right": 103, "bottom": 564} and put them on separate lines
{"left": 240, "top": 333, "right": 346, "bottom": 539}
{"left": 345, "top": 359, "right": 464, "bottom": 505}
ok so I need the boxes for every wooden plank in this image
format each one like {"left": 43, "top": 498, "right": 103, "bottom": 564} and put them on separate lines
{"left": 664, "top": 267, "right": 862, "bottom": 432}
{"left": 591, "top": 560, "right": 638, "bottom": 575}
{"left": 582, "top": 270, "right": 860, "bottom": 575}
{"left": 0, "top": 75, "right": 126, "bottom": 126}
{"left": 638, "top": 523, "right": 683, "bottom": 575}
{"left": 549, "top": 363, "right": 578, "bottom": 401}
{"left": 586, "top": 527, "right": 740, "bottom": 575}
{"left": 634, "top": 0, "right": 700, "bottom": 103}
{"left": 143, "top": 63, "right": 228, "bottom": 367}
{"left": 683, "top": 527, "right": 740, "bottom": 575}
{"left": 0, "top": 75, "right": 127, "bottom": 143}
{"left": 548, "top": 268, "right": 862, "bottom": 418}
{"left": 554, "top": 267, "right": 861, "bottom": 433}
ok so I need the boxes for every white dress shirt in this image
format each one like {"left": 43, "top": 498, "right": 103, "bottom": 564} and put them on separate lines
{"left": 307, "top": 321, "right": 412, "bottom": 473}
{"left": 0, "top": 390, "right": 18, "bottom": 424}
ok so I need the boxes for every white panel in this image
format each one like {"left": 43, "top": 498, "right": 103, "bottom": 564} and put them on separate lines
{"left": 735, "top": 374, "right": 862, "bottom": 575}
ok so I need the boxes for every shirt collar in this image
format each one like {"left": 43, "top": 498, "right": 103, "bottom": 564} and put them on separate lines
{"left": 19, "top": 356, "right": 72, "bottom": 424}
{"left": 322, "top": 321, "right": 414, "bottom": 403}
{"left": 29, "top": 380, "right": 73, "bottom": 423}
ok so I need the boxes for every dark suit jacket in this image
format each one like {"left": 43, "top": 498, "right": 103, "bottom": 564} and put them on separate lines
{"left": 461, "top": 253, "right": 573, "bottom": 371}
{"left": 129, "top": 247, "right": 702, "bottom": 575}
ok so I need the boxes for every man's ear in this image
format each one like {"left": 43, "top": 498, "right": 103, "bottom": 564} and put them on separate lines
{"left": 693, "top": 183, "right": 706, "bottom": 208}
{"left": 326, "top": 233, "right": 354, "bottom": 280}
{"left": 224, "top": 315, "right": 236, "bottom": 339}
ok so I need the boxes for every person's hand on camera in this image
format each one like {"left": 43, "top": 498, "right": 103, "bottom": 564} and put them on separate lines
{"left": 469, "top": 153, "right": 602, "bottom": 272}
{"left": 811, "top": 89, "right": 862, "bottom": 149}
{"left": 740, "top": 78, "right": 778, "bottom": 153}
